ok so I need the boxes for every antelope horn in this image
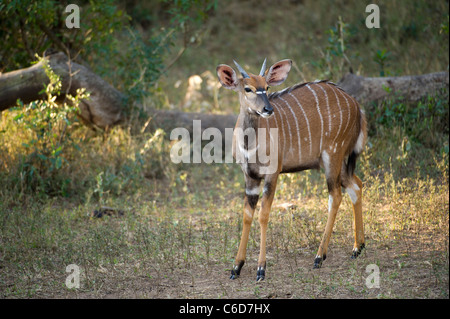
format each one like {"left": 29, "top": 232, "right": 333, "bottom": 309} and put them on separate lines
{"left": 259, "top": 58, "right": 267, "bottom": 76}
{"left": 233, "top": 59, "right": 250, "bottom": 79}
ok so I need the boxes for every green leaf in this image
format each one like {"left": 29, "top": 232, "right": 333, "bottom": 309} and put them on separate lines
{"left": 56, "top": 157, "right": 62, "bottom": 170}
{"left": 13, "top": 113, "right": 24, "bottom": 121}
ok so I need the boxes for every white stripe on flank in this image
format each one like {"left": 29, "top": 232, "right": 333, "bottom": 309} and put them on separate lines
{"left": 316, "top": 84, "right": 331, "bottom": 136}
{"left": 272, "top": 101, "right": 294, "bottom": 156}
{"left": 350, "top": 94, "right": 359, "bottom": 113}
{"left": 306, "top": 84, "right": 323, "bottom": 152}
{"left": 278, "top": 96, "right": 302, "bottom": 162}
{"left": 270, "top": 102, "right": 286, "bottom": 155}
{"left": 335, "top": 87, "right": 351, "bottom": 137}
{"left": 288, "top": 92, "right": 312, "bottom": 156}
{"left": 328, "top": 85, "right": 343, "bottom": 149}
{"left": 269, "top": 103, "right": 285, "bottom": 154}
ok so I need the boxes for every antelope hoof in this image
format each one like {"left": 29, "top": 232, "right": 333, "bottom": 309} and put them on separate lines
{"left": 313, "top": 254, "right": 326, "bottom": 269}
{"left": 256, "top": 267, "right": 265, "bottom": 282}
{"left": 351, "top": 243, "right": 366, "bottom": 259}
{"left": 230, "top": 261, "right": 244, "bottom": 280}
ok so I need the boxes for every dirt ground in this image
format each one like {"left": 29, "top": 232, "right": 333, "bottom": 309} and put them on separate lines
{"left": 29, "top": 239, "right": 444, "bottom": 299}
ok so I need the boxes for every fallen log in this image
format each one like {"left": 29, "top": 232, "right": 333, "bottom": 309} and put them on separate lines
{"left": 337, "top": 71, "right": 449, "bottom": 105}
{"left": 0, "top": 52, "right": 123, "bottom": 129}
{"left": 152, "top": 109, "right": 237, "bottom": 136}
{"left": 1, "top": 52, "right": 448, "bottom": 133}
{"left": 0, "top": 52, "right": 237, "bottom": 132}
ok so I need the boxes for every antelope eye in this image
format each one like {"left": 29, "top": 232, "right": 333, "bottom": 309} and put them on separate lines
{"left": 244, "top": 87, "right": 252, "bottom": 93}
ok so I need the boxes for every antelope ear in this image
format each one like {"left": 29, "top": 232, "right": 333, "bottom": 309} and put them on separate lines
{"left": 216, "top": 64, "right": 239, "bottom": 90}
{"left": 265, "top": 59, "right": 292, "bottom": 86}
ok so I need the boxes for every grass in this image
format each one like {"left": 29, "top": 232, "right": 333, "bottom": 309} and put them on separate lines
{"left": 0, "top": 0, "right": 449, "bottom": 299}
{"left": 1, "top": 122, "right": 448, "bottom": 298}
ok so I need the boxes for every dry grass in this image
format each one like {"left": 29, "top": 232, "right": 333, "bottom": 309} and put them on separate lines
{"left": 1, "top": 156, "right": 448, "bottom": 298}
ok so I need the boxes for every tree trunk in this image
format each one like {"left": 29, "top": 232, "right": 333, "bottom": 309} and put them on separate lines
{"left": 0, "top": 52, "right": 123, "bottom": 129}
{"left": 0, "top": 52, "right": 237, "bottom": 132}
{"left": 152, "top": 109, "right": 237, "bottom": 137}
{"left": 337, "top": 71, "right": 449, "bottom": 105}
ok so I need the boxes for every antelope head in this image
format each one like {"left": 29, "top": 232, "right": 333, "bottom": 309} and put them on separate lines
{"left": 216, "top": 59, "right": 293, "bottom": 118}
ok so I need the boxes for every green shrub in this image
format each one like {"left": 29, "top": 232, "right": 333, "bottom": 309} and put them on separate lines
{"left": 368, "top": 88, "right": 449, "bottom": 151}
{"left": 9, "top": 56, "right": 88, "bottom": 196}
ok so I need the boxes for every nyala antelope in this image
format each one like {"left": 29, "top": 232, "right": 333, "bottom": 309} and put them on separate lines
{"left": 216, "top": 59, "right": 367, "bottom": 281}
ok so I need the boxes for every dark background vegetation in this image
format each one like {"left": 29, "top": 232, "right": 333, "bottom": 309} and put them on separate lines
{"left": 0, "top": 0, "right": 448, "bottom": 298}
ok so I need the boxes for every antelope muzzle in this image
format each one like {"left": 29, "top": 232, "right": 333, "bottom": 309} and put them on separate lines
{"left": 256, "top": 91, "right": 273, "bottom": 118}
